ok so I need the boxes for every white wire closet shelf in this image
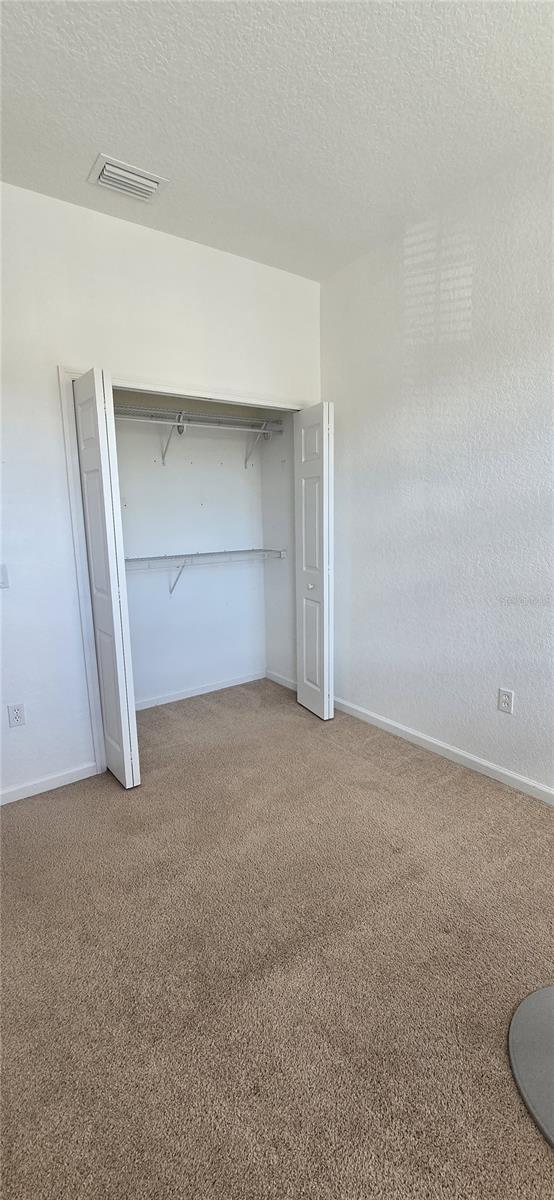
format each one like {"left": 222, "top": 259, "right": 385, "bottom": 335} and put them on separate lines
{"left": 125, "top": 547, "right": 287, "bottom": 595}
{"left": 114, "top": 404, "right": 284, "bottom": 467}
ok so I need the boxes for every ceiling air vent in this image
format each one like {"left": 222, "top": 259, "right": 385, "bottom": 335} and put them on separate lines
{"left": 87, "top": 154, "right": 168, "bottom": 202}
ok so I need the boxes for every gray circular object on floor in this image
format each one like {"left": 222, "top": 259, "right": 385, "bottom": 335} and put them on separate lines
{"left": 509, "top": 986, "right": 554, "bottom": 1147}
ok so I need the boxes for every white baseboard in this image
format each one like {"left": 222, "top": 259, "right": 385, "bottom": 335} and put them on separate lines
{"left": 0, "top": 761, "right": 99, "bottom": 806}
{"left": 135, "top": 671, "right": 266, "bottom": 711}
{"left": 4, "top": 687, "right": 551, "bottom": 809}
{"left": 334, "top": 696, "right": 554, "bottom": 807}
{"left": 265, "top": 670, "right": 297, "bottom": 691}
{"left": 265, "top": 674, "right": 553, "bottom": 806}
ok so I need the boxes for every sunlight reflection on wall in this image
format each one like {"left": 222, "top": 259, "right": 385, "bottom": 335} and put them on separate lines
{"left": 403, "top": 217, "right": 475, "bottom": 347}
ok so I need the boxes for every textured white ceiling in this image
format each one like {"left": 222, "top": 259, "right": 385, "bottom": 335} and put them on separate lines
{"left": 1, "top": 2, "right": 550, "bottom": 280}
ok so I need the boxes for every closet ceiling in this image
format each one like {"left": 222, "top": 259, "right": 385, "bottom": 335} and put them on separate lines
{"left": 1, "top": 2, "right": 549, "bottom": 280}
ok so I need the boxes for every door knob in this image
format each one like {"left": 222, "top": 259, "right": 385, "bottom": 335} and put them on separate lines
{"left": 307, "top": 583, "right": 315, "bottom": 590}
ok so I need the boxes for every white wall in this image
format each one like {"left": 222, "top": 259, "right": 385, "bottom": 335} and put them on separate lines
{"left": 116, "top": 412, "right": 268, "bottom": 707}
{"left": 0, "top": 183, "right": 319, "bottom": 801}
{"left": 321, "top": 158, "right": 553, "bottom": 793}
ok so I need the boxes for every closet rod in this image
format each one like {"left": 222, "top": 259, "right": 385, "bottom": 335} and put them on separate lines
{"left": 125, "top": 547, "right": 287, "bottom": 595}
{"left": 114, "top": 407, "right": 283, "bottom": 436}
{"left": 125, "top": 548, "right": 286, "bottom": 565}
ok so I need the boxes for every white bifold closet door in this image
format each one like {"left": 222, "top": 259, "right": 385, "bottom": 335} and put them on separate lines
{"left": 73, "top": 368, "right": 140, "bottom": 788}
{"left": 294, "top": 401, "right": 334, "bottom": 720}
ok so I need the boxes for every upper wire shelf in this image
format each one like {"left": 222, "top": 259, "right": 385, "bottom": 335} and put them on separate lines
{"left": 114, "top": 405, "right": 283, "bottom": 467}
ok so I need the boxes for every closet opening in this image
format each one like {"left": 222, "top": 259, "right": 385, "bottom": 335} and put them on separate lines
{"left": 112, "top": 387, "right": 298, "bottom": 716}
{"left": 63, "top": 367, "right": 334, "bottom": 790}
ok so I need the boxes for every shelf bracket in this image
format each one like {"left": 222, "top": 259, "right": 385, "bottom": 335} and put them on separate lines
{"left": 244, "top": 421, "right": 268, "bottom": 469}
{"left": 169, "top": 559, "right": 187, "bottom": 595}
{"left": 161, "top": 412, "right": 186, "bottom": 465}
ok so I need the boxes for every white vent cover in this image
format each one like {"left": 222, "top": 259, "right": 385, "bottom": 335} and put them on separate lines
{"left": 87, "top": 154, "right": 168, "bottom": 201}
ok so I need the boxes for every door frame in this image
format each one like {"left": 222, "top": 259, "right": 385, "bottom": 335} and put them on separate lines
{"left": 58, "top": 365, "right": 302, "bottom": 778}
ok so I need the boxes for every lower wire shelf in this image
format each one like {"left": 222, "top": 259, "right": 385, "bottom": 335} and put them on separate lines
{"left": 124, "top": 547, "right": 287, "bottom": 595}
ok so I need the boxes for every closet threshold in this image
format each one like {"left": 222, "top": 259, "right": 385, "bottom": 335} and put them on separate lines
{"left": 125, "top": 548, "right": 287, "bottom": 595}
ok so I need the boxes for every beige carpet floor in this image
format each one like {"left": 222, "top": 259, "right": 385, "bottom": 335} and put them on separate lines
{"left": 2, "top": 680, "right": 553, "bottom": 1199}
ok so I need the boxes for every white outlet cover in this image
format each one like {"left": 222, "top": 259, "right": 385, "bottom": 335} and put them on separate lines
{"left": 498, "top": 688, "right": 514, "bottom": 715}
{"left": 7, "top": 703, "right": 25, "bottom": 727}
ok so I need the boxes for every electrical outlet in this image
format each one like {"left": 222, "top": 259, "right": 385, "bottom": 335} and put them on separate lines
{"left": 497, "top": 688, "right": 514, "bottom": 715}
{"left": 7, "top": 703, "right": 25, "bottom": 728}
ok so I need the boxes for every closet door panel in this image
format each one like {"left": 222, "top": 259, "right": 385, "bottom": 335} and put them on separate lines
{"left": 73, "top": 368, "right": 140, "bottom": 788}
{"left": 294, "top": 401, "right": 334, "bottom": 720}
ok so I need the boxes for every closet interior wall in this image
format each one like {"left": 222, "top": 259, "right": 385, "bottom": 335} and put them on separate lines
{"left": 113, "top": 390, "right": 295, "bottom": 709}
